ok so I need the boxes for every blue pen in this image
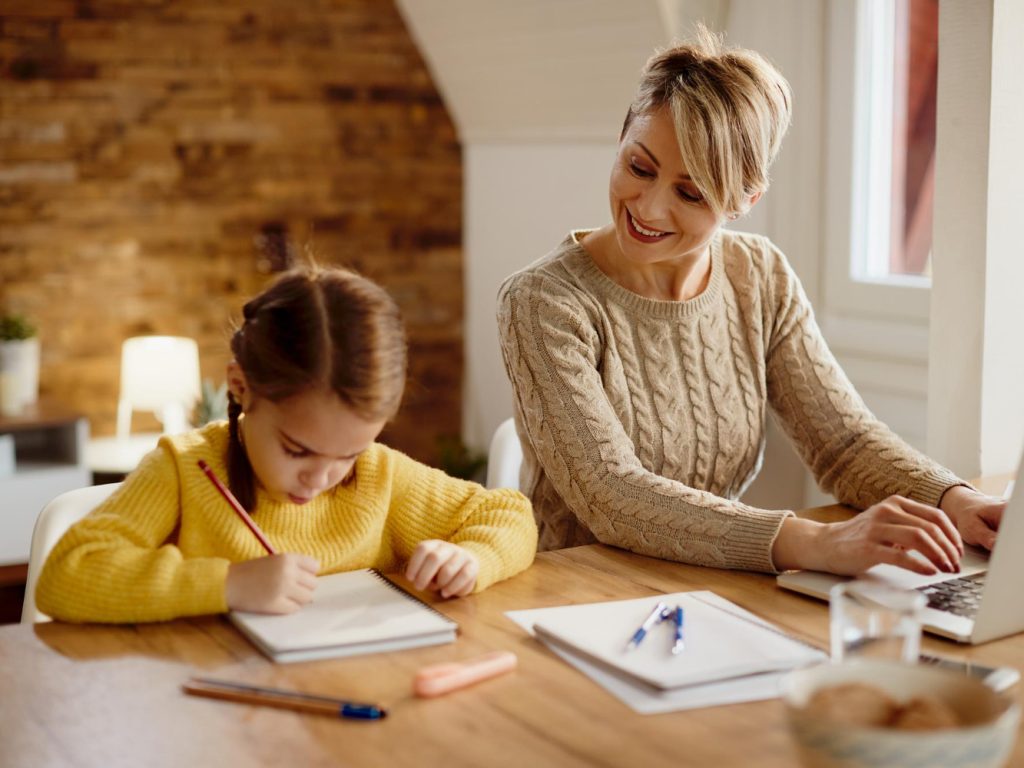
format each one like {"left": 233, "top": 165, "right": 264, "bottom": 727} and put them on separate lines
{"left": 625, "top": 601, "right": 669, "bottom": 651}
{"left": 670, "top": 606, "right": 685, "bottom": 655}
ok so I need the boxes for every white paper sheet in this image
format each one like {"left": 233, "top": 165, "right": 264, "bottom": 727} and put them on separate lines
{"left": 506, "top": 592, "right": 826, "bottom": 714}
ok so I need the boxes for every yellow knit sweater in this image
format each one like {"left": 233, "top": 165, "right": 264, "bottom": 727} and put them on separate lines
{"left": 37, "top": 422, "right": 537, "bottom": 623}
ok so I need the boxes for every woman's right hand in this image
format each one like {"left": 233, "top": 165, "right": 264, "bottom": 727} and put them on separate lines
{"left": 774, "top": 495, "right": 963, "bottom": 576}
{"left": 225, "top": 553, "right": 320, "bottom": 614}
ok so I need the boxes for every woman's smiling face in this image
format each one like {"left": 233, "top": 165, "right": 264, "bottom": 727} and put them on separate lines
{"left": 608, "top": 108, "right": 727, "bottom": 267}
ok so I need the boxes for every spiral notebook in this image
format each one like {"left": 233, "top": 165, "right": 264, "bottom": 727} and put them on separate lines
{"left": 528, "top": 591, "right": 823, "bottom": 691}
{"left": 229, "top": 569, "right": 458, "bottom": 663}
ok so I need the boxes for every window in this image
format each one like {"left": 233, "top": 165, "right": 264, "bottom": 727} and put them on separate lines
{"left": 852, "top": 0, "right": 938, "bottom": 283}
{"left": 890, "top": 0, "right": 937, "bottom": 277}
{"left": 823, "top": 0, "right": 933, "bottom": 321}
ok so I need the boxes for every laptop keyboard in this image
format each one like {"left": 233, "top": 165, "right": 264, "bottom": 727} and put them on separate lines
{"left": 917, "top": 573, "right": 986, "bottom": 619}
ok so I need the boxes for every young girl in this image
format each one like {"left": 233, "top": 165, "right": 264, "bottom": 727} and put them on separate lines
{"left": 37, "top": 266, "right": 538, "bottom": 623}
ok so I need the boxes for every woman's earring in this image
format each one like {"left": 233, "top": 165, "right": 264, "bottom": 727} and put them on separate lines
{"left": 728, "top": 212, "right": 740, "bottom": 221}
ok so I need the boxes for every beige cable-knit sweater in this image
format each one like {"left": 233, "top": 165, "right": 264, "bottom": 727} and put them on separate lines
{"left": 497, "top": 229, "right": 963, "bottom": 573}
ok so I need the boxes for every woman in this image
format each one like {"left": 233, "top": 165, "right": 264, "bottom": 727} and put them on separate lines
{"left": 497, "top": 28, "right": 1004, "bottom": 575}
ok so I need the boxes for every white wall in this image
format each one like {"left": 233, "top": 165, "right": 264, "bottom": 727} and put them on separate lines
{"left": 394, "top": 0, "right": 659, "bottom": 143}
{"left": 928, "top": 0, "right": 1024, "bottom": 477}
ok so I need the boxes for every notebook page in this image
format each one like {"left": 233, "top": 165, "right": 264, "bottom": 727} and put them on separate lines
{"left": 507, "top": 605, "right": 799, "bottom": 713}
{"left": 530, "top": 590, "right": 821, "bottom": 690}
{"left": 230, "top": 569, "right": 456, "bottom": 655}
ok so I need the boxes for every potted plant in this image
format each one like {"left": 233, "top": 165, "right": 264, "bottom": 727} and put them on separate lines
{"left": 436, "top": 435, "right": 488, "bottom": 484}
{"left": 192, "top": 378, "right": 229, "bottom": 427}
{"left": 0, "top": 313, "right": 40, "bottom": 416}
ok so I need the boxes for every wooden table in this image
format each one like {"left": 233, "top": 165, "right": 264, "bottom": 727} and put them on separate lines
{"left": 2, "top": 534, "right": 1021, "bottom": 767}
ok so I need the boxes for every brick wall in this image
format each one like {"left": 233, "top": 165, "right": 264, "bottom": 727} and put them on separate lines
{"left": 0, "top": 0, "right": 463, "bottom": 465}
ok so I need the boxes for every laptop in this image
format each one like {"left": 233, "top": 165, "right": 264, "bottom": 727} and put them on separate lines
{"left": 777, "top": 454, "right": 1024, "bottom": 644}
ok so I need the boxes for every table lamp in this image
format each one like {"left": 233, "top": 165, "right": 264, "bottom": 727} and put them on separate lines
{"left": 117, "top": 336, "right": 201, "bottom": 438}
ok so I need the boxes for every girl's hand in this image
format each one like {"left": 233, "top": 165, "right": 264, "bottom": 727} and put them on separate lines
{"left": 406, "top": 540, "right": 479, "bottom": 598}
{"left": 225, "top": 553, "right": 320, "bottom": 614}
{"left": 939, "top": 485, "right": 1005, "bottom": 551}
{"left": 774, "top": 495, "right": 963, "bottom": 575}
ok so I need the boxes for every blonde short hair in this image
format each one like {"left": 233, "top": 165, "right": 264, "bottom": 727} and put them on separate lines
{"left": 624, "top": 26, "right": 792, "bottom": 217}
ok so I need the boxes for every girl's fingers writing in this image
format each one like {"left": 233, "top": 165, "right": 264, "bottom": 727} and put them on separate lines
{"left": 281, "top": 595, "right": 306, "bottom": 613}
{"left": 296, "top": 570, "right": 319, "bottom": 591}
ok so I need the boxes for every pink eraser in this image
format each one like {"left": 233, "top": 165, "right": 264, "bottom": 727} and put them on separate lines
{"left": 413, "top": 650, "right": 517, "bottom": 698}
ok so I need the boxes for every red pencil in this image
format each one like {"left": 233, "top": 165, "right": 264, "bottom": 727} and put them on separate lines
{"left": 197, "top": 459, "right": 277, "bottom": 555}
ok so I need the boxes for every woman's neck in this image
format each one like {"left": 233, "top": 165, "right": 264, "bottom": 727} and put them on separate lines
{"left": 580, "top": 225, "right": 712, "bottom": 302}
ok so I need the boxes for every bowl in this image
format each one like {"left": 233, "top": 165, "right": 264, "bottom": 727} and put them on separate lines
{"left": 780, "top": 660, "right": 1020, "bottom": 768}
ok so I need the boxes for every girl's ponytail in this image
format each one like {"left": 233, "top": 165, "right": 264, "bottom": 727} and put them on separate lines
{"left": 226, "top": 388, "right": 257, "bottom": 512}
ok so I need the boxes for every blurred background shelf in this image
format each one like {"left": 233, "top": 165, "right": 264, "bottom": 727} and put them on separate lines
{"left": 0, "top": 401, "right": 90, "bottom": 568}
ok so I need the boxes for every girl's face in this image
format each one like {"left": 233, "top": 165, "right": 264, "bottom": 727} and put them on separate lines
{"left": 608, "top": 108, "right": 728, "bottom": 267}
{"left": 227, "top": 364, "right": 386, "bottom": 505}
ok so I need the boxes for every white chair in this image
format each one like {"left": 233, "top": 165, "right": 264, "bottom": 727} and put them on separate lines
{"left": 22, "top": 483, "right": 121, "bottom": 624}
{"left": 486, "top": 417, "right": 523, "bottom": 491}
{"left": 86, "top": 336, "right": 201, "bottom": 476}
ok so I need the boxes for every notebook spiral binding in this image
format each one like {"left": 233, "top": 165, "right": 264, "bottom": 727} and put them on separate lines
{"left": 368, "top": 569, "right": 459, "bottom": 628}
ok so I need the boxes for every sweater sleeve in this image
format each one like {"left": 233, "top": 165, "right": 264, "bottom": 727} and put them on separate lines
{"left": 762, "top": 242, "right": 965, "bottom": 508}
{"left": 382, "top": 449, "right": 537, "bottom": 592}
{"left": 498, "top": 272, "right": 792, "bottom": 573}
{"left": 35, "top": 443, "right": 230, "bottom": 623}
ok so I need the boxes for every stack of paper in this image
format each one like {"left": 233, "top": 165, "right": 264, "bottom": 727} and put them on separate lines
{"left": 506, "top": 591, "right": 825, "bottom": 714}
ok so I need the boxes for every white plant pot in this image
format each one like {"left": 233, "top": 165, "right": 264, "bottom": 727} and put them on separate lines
{"left": 0, "top": 337, "right": 40, "bottom": 416}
